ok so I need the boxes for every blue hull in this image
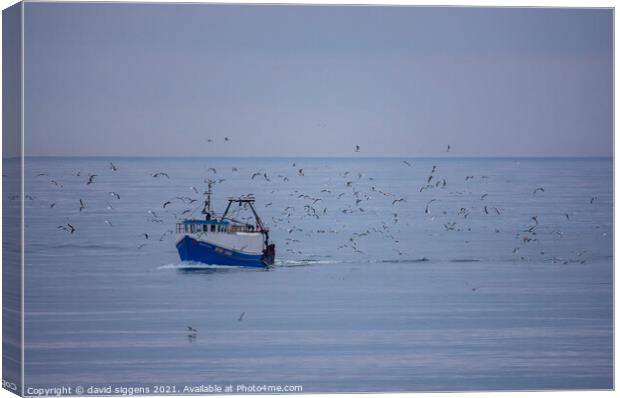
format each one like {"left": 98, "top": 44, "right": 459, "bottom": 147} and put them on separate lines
{"left": 176, "top": 235, "right": 267, "bottom": 267}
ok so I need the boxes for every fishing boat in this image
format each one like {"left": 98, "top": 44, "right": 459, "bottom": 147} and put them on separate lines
{"left": 175, "top": 183, "right": 275, "bottom": 267}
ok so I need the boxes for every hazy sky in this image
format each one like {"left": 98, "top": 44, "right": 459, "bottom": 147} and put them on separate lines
{"left": 24, "top": 3, "right": 613, "bottom": 157}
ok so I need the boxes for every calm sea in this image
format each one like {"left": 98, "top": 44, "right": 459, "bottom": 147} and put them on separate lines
{"left": 14, "top": 157, "right": 613, "bottom": 392}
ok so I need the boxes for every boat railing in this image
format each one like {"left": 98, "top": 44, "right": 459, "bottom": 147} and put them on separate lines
{"left": 176, "top": 221, "right": 263, "bottom": 234}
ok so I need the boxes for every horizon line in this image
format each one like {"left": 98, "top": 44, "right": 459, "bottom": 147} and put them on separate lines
{"left": 7, "top": 155, "right": 614, "bottom": 160}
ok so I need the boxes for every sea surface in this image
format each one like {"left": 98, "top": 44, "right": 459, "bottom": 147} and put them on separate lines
{"left": 14, "top": 157, "right": 614, "bottom": 392}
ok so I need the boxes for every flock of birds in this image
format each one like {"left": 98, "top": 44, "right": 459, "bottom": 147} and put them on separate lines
{"left": 9, "top": 141, "right": 606, "bottom": 268}
{"left": 6, "top": 140, "right": 610, "bottom": 339}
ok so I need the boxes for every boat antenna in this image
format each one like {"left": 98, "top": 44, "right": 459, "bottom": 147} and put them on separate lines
{"left": 202, "top": 180, "right": 214, "bottom": 220}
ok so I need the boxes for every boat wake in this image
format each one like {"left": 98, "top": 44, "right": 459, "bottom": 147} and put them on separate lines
{"left": 381, "top": 257, "right": 430, "bottom": 263}
{"left": 275, "top": 258, "right": 344, "bottom": 267}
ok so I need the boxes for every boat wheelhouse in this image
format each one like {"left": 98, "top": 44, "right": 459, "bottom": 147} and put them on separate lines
{"left": 175, "top": 184, "right": 275, "bottom": 267}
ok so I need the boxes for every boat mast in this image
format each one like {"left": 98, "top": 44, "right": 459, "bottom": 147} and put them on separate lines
{"left": 202, "top": 181, "right": 213, "bottom": 220}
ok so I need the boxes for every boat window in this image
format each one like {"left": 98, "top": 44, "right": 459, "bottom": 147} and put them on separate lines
{"left": 211, "top": 225, "right": 216, "bottom": 232}
{"left": 203, "top": 225, "right": 207, "bottom": 232}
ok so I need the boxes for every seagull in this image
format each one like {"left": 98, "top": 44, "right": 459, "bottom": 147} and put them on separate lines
{"left": 446, "top": 145, "right": 451, "bottom": 152}
{"left": 480, "top": 193, "right": 488, "bottom": 200}
{"left": 109, "top": 192, "right": 121, "bottom": 200}
{"left": 425, "top": 199, "right": 438, "bottom": 214}
{"left": 251, "top": 172, "right": 262, "bottom": 179}
{"left": 354, "top": 145, "right": 360, "bottom": 152}
{"left": 86, "top": 174, "right": 97, "bottom": 185}
{"left": 224, "top": 137, "right": 230, "bottom": 141}
{"left": 104, "top": 220, "right": 113, "bottom": 227}
{"left": 403, "top": 160, "right": 412, "bottom": 167}
{"left": 392, "top": 198, "right": 406, "bottom": 205}
{"left": 208, "top": 167, "right": 217, "bottom": 174}
{"left": 533, "top": 187, "right": 545, "bottom": 195}
{"left": 190, "top": 186, "right": 199, "bottom": 194}
{"left": 163, "top": 201, "right": 172, "bottom": 208}
{"left": 142, "top": 233, "right": 149, "bottom": 240}
{"left": 151, "top": 172, "right": 169, "bottom": 178}
{"left": 206, "top": 138, "right": 214, "bottom": 143}
{"left": 298, "top": 169, "right": 304, "bottom": 176}
{"left": 590, "top": 196, "right": 598, "bottom": 204}
{"left": 187, "top": 326, "right": 198, "bottom": 333}
{"left": 57, "top": 224, "right": 76, "bottom": 234}
{"left": 564, "top": 213, "right": 570, "bottom": 220}
{"left": 79, "top": 199, "right": 86, "bottom": 212}
{"left": 50, "top": 202, "right": 56, "bottom": 208}
{"left": 109, "top": 162, "right": 118, "bottom": 171}
{"left": 238, "top": 312, "right": 245, "bottom": 322}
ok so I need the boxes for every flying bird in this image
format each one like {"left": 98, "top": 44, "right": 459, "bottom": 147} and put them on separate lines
{"left": 79, "top": 199, "right": 86, "bottom": 212}
{"left": 109, "top": 192, "right": 121, "bottom": 200}
{"left": 533, "top": 187, "right": 545, "bottom": 195}
{"left": 109, "top": 162, "right": 118, "bottom": 171}
{"left": 354, "top": 145, "right": 360, "bottom": 152}
{"left": 425, "top": 199, "right": 438, "bottom": 214}
{"left": 57, "top": 223, "right": 75, "bottom": 234}
{"left": 151, "top": 172, "right": 169, "bottom": 178}
{"left": 86, "top": 174, "right": 97, "bottom": 185}
{"left": 238, "top": 312, "right": 245, "bottom": 322}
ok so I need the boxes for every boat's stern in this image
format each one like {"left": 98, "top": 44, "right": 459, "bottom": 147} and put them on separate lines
{"left": 262, "top": 244, "right": 276, "bottom": 266}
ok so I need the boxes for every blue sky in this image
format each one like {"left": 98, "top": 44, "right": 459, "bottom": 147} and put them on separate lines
{"left": 24, "top": 3, "right": 613, "bottom": 157}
